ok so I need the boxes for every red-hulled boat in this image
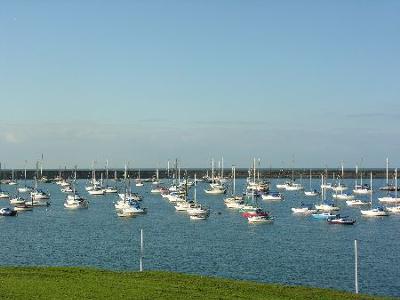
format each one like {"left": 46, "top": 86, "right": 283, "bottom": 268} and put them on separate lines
{"left": 242, "top": 208, "right": 269, "bottom": 218}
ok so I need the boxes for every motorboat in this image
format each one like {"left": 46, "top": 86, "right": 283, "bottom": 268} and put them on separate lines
{"left": 261, "top": 192, "right": 283, "bottom": 201}
{"left": 327, "top": 215, "right": 356, "bottom": 225}
{"left": 0, "top": 207, "right": 17, "bottom": 216}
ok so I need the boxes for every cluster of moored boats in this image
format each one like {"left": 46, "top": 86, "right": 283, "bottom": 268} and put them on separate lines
{"left": 1, "top": 157, "right": 400, "bottom": 225}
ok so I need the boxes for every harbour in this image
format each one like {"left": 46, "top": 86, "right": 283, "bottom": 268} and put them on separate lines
{"left": 0, "top": 174, "right": 399, "bottom": 297}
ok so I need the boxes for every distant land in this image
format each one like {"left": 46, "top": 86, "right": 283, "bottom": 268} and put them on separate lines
{"left": 0, "top": 168, "right": 395, "bottom": 180}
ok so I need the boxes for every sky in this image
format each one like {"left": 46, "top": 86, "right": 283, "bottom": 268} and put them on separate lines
{"left": 0, "top": 1, "right": 399, "bottom": 169}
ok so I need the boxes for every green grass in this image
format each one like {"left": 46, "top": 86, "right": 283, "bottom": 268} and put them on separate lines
{"left": 0, "top": 267, "right": 394, "bottom": 299}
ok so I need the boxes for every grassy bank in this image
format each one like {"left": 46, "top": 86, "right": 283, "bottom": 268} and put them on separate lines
{"left": 0, "top": 267, "right": 393, "bottom": 299}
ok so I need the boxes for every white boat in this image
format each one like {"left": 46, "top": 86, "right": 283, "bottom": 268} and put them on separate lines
{"left": 304, "top": 170, "right": 319, "bottom": 196}
{"left": 187, "top": 204, "right": 209, "bottom": 216}
{"left": 360, "top": 173, "right": 389, "bottom": 217}
{"left": 332, "top": 193, "right": 354, "bottom": 200}
{"left": 378, "top": 196, "right": 400, "bottom": 204}
{"left": 247, "top": 215, "right": 274, "bottom": 223}
{"left": 116, "top": 200, "right": 146, "bottom": 216}
{"left": 378, "top": 168, "right": 400, "bottom": 204}
{"left": 276, "top": 183, "right": 288, "bottom": 189}
{"left": 13, "top": 204, "right": 33, "bottom": 211}
{"left": 88, "top": 186, "right": 104, "bottom": 195}
{"left": 261, "top": 192, "right": 283, "bottom": 201}
{"left": 353, "top": 168, "right": 371, "bottom": 194}
{"left": 150, "top": 186, "right": 163, "bottom": 194}
{"left": 0, "top": 191, "right": 9, "bottom": 198}
{"left": 304, "top": 190, "right": 319, "bottom": 197}
{"left": 104, "top": 187, "right": 118, "bottom": 193}
{"left": 31, "top": 190, "right": 50, "bottom": 200}
{"left": 353, "top": 185, "right": 372, "bottom": 195}
{"left": 284, "top": 182, "right": 303, "bottom": 191}
{"left": 10, "top": 196, "right": 25, "bottom": 205}
{"left": 331, "top": 184, "right": 348, "bottom": 192}
{"left": 175, "top": 200, "right": 196, "bottom": 211}
{"left": 25, "top": 198, "right": 50, "bottom": 207}
{"left": 60, "top": 186, "right": 73, "bottom": 193}
{"left": 204, "top": 185, "right": 226, "bottom": 194}
{"left": 387, "top": 206, "right": 400, "bottom": 214}
{"left": 64, "top": 194, "right": 89, "bottom": 209}
{"left": 361, "top": 207, "right": 389, "bottom": 217}
{"left": 315, "top": 203, "right": 340, "bottom": 211}
{"left": 190, "top": 214, "right": 208, "bottom": 220}
{"left": 18, "top": 186, "right": 32, "bottom": 193}
{"left": 346, "top": 199, "right": 368, "bottom": 206}
{"left": 291, "top": 205, "right": 317, "bottom": 214}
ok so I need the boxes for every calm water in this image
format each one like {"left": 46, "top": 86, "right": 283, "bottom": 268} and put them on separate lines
{"left": 0, "top": 178, "right": 399, "bottom": 297}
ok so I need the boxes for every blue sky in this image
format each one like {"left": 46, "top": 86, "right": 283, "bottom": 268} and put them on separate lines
{"left": 0, "top": 1, "right": 399, "bottom": 169}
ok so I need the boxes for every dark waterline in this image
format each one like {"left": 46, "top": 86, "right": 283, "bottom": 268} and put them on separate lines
{"left": 0, "top": 178, "right": 399, "bottom": 297}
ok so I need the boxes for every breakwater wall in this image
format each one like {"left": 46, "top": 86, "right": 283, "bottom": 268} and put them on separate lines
{"left": 0, "top": 168, "right": 393, "bottom": 180}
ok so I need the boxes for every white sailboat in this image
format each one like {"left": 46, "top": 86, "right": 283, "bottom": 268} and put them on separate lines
{"left": 361, "top": 173, "right": 389, "bottom": 217}
{"left": 304, "top": 169, "right": 318, "bottom": 196}
{"left": 18, "top": 162, "right": 31, "bottom": 193}
{"left": 378, "top": 168, "right": 400, "bottom": 204}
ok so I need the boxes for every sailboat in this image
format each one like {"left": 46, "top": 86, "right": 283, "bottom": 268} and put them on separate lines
{"left": 379, "top": 158, "right": 400, "bottom": 191}
{"left": 224, "top": 166, "right": 245, "bottom": 209}
{"left": 188, "top": 174, "right": 209, "bottom": 220}
{"left": 64, "top": 183, "right": 89, "bottom": 209}
{"left": 379, "top": 168, "right": 400, "bottom": 207}
{"left": 0, "top": 163, "right": 9, "bottom": 198}
{"left": 204, "top": 158, "right": 226, "bottom": 194}
{"left": 8, "top": 169, "right": 17, "bottom": 185}
{"left": 304, "top": 169, "right": 319, "bottom": 196}
{"left": 331, "top": 162, "right": 347, "bottom": 192}
{"left": 135, "top": 169, "right": 144, "bottom": 187}
{"left": 314, "top": 175, "right": 340, "bottom": 212}
{"left": 104, "top": 160, "right": 117, "bottom": 193}
{"left": 18, "top": 162, "right": 32, "bottom": 193}
{"left": 353, "top": 164, "right": 371, "bottom": 195}
{"left": 360, "top": 173, "right": 389, "bottom": 217}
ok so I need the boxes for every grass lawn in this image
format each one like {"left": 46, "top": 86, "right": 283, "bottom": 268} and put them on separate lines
{"left": 0, "top": 267, "right": 394, "bottom": 299}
